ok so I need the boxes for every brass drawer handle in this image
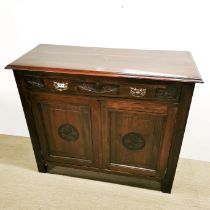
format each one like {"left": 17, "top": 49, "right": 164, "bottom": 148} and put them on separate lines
{"left": 78, "top": 82, "right": 119, "bottom": 94}
{"left": 130, "top": 87, "right": 146, "bottom": 97}
{"left": 53, "top": 81, "right": 69, "bottom": 91}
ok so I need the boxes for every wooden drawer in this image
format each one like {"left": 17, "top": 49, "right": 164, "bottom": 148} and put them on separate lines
{"left": 24, "top": 75, "right": 181, "bottom": 102}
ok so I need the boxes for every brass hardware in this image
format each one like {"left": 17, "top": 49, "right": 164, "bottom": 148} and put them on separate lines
{"left": 53, "top": 81, "right": 69, "bottom": 91}
{"left": 130, "top": 87, "right": 146, "bottom": 97}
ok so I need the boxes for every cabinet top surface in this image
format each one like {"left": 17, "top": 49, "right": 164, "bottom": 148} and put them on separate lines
{"left": 6, "top": 44, "right": 203, "bottom": 83}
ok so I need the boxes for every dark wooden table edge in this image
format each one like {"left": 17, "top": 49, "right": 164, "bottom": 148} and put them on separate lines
{"left": 5, "top": 65, "right": 204, "bottom": 83}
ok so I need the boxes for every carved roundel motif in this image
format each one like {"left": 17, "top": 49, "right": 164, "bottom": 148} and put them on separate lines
{"left": 122, "top": 132, "right": 145, "bottom": 150}
{"left": 58, "top": 124, "right": 79, "bottom": 141}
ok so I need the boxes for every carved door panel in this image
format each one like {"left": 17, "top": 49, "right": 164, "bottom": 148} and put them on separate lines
{"left": 30, "top": 93, "right": 101, "bottom": 168}
{"left": 101, "top": 99, "right": 177, "bottom": 178}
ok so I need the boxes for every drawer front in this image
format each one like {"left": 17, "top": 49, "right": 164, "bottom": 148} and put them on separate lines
{"left": 24, "top": 75, "right": 181, "bottom": 102}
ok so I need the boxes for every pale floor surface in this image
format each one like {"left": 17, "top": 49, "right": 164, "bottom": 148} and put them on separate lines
{"left": 0, "top": 134, "right": 209, "bottom": 210}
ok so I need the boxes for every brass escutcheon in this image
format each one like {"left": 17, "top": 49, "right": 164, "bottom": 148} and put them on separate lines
{"left": 53, "top": 81, "right": 69, "bottom": 91}
{"left": 130, "top": 87, "right": 146, "bottom": 97}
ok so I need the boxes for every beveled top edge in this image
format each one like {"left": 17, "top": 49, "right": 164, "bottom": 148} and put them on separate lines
{"left": 5, "top": 44, "right": 203, "bottom": 83}
{"left": 5, "top": 64, "right": 203, "bottom": 83}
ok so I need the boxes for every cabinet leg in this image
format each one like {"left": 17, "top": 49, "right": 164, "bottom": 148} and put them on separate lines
{"left": 161, "top": 183, "right": 172, "bottom": 193}
{"left": 34, "top": 157, "right": 47, "bottom": 173}
{"left": 36, "top": 161, "right": 47, "bottom": 173}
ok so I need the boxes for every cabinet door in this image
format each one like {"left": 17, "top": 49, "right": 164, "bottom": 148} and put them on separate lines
{"left": 30, "top": 93, "right": 101, "bottom": 168}
{"left": 101, "top": 99, "right": 177, "bottom": 178}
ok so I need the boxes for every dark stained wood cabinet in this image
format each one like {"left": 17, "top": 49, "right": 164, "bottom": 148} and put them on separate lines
{"left": 5, "top": 44, "right": 203, "bottom": 193}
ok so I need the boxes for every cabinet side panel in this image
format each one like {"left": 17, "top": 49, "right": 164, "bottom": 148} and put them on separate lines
{"left": 13, "top": 71, "right": 46, "bottom": 172}
{"left": 161, "top": 84, "right": 195, "bottom": 193}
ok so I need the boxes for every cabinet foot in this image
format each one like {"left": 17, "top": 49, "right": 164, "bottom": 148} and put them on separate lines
{"left": 37, "top": 162, "right": 48, "bottom": 173}
{"left": 161, "top": 184, "right": 172, "bottom": 193}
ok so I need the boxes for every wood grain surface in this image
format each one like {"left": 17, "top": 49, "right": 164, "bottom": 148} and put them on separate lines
{"left": 6, "top": 44, "right": 203, "bottom": 83}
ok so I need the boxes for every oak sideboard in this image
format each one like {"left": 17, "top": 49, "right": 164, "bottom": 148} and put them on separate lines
{"left": 5, "top": 44, "right": 203, "bottom": 193}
